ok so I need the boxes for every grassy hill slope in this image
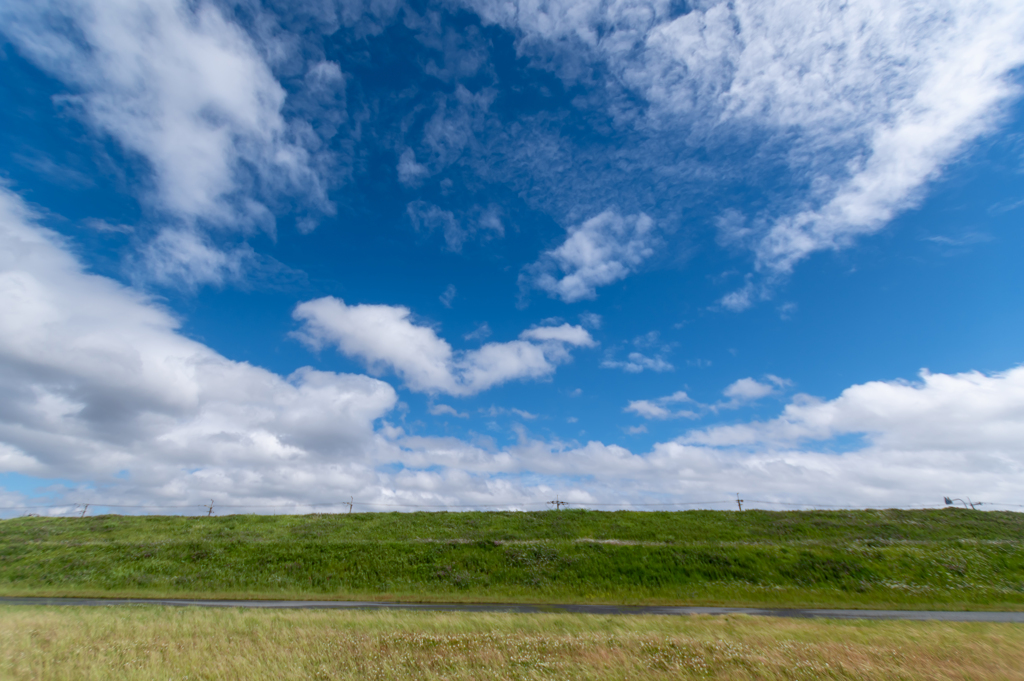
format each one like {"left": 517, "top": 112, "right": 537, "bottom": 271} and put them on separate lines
{"left": 1, "top": 509, "right": 1022, "bottom": 609}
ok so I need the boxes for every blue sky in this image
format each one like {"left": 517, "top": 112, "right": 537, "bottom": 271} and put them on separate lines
{"left": 1, "top": 0, "right": 1023, "bottom": 514}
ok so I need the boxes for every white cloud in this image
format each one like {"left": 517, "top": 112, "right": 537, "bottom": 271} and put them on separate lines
{"left": 397, "top": 148, "right": 430, "bottom": 186}
{"left": 715, "top": 375, "right": 789, "bottom": 410}
{"left": 407, "top": 201, "right": 465, "bottom": 252}
{"left": 473, "top": 204, "right": 505, "bottom": 238}
{"left": 428, "top": 403, "right": 469, "bottom": 418}
{"left": 685, "top": 368, "right": 1024, "bottom": 451}
{"left": 454, "top": 341, "right": 558, "bottom": 395}
{"left": 777, "top": 302, "right": 797, "bottom": 320}
{"left": 10, "top": 0, "right": 1016, "bottom": 299}
{"left": 478, "top": 406, "right": 540, "bottom": 422}
{"left": 13, "top": 152, "right": 94, "bottom": 188}
{"left": 0, "top": 0, "right": 334, "bottom": 286}
{"left": 292, "top": 298, "right": 595, "bottom": 396}
{"left": 602, "top": 352, "right": 673, "bottom": 374}
{"left": 420, "top": 85, "right": 496, "bottom": 168}
{"left": 439, "top": 284, "right": 457, "bottom": 308}
{"left": 134, "top": 227, "right": 254, "bottom": 290}
{"left": 690, "top": 2, "right": 1024, "bottom": 273}
{"left": 520, "top": 324, "right": 596, "bottom": 346}
{"left": 625, "top": 391, "right": 699, "bottom": 420}
{"left": 521, "top": 210, "right": 658, "bottom": 302}
{"left": 81, "top": 218, "right": 134, "bottom": 235}
{"left": 0, "top": 186, "right": 396, "bottom": 508}
{"left": 624, "top": 400, "right": 672, "bottom": 420}
{"left": 924, "top": 233, "right": 992, "bottom": 248}
{"left": 464, "top": 322, "right": 492, "bottom": 342}
{"left": 292, "top": 298, "right": 455, "bottom": 393}
{"left": 390, "top": 364, "right": 1024, "bottom": 508}
{"left": 719, "top": 281, "right": 757, "bottom": 312}
{"left": 744, "top": 3, "right": 1024, "bottom": 272}
{"left": 469, "top": 0, "right": 1024, "bottom": 283}
{"left": 722, "top": 377, "right": 775, "bottom": 401}
{"left": 406, "top": 201, "right": 505, "bottom": 253}
{"left": 1, "top": 196, "right": 1021, "bottom": 511}
{"left": 602, "top": 330, "right": 675, "bottom": 373}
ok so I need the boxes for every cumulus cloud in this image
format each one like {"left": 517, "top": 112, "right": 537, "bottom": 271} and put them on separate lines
{"left": 292, "top": 297, "right": 596, "bottom": 396}
{"left": 3, "top": 3, "right": 1023, "bottom": 513}
{"left": 428, "top": 403, "right": 469, "bottom": 418}
{"left": 723, "top": 378, "right": 776, "bottom": 401}
{"left": 389, "top": 364, "right": 1024, "bottom": 508}
{"left": 716, "top": 376, "right": 789, "bottom": 409}
{"left": 602, "top": 352, "right": 673, "bottom": 374}
{"left": 685, "top": 368, "right": 1024, "bottom": 451}
{"left": 0, "top": 0, "right": 334, "bottom": 285}
{"left": 521, "top": 210, "right": 659, "bottom": 302}
{"left": 520, "top": 324, "right": 595, "bottom": 346}
{"left": 0, "top": 186, "right": 396, "bottom": 509}
{"left": 625, "top": 390, "right": 699, "bottom": 420}
{"left": 624, "top": 400, "right": 673, "bottom": 420}
{"left": 627, "top": 377, "right": 788, "bottom": 420}
{"left": 0, "top": 191, "right": 1020, "bottom": 511}
{"left": 392, "top": 386, "right": 1024, "bottom": 507}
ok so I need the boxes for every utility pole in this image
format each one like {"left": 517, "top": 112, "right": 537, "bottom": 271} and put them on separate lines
{"left": 343, "top": 496, "right": 354, "bottom": 514}
{"left": 736, "top": 493, "right": 744, "bottom": 511}
{"left": 206, "top": 499, "right": 215, "bottom": 517}
{"left": 78, "top": 504, "right": 89, "bottom": 518}
{"left": 548, "top": 496, "right": 569, "bottom": 511}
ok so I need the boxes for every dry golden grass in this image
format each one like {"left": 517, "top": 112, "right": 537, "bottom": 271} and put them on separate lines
{"left": 1, "top": 606, "right": 1022, "bottom": 680}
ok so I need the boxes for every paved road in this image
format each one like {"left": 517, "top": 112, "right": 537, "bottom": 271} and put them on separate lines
{"left": 1, "top": 597, "right": 1022, "bottom": 622}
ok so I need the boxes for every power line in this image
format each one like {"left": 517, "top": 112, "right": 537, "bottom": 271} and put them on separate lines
{"left": 0, "top": 498, "right": 1015, "bottom": 513}
{"left": 0, "top": 500, "right": 737, "bottom": 511}
{"left": 745, "top": 500, "right": 949, "bottom": 510}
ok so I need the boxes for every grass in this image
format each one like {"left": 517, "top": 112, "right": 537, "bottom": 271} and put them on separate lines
{"left": 2, "top": 605, "right": 1023, "bottom": 680}
{"left": 1, "top": 509, "right": 1023, "bottom": 609}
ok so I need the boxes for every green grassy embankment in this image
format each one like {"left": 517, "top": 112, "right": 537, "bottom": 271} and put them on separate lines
{"left": 1, "top": 509, "right": 1022, "bottom": 609}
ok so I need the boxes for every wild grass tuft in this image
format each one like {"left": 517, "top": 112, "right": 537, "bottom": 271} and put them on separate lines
{"left": 1, "top": 606, "right": 1022, "bottom": 680}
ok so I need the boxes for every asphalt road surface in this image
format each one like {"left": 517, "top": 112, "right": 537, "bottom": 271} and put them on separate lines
{"left": 1, "top": 597, "right": 1022, "bottom": 622}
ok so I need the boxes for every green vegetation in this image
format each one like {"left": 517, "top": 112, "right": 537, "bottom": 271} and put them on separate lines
{"left": 1, "top": 509, "right": 1022, "bottom": 609}
{"left": 3, "top": 606, "right": 1023, "bottom": 680}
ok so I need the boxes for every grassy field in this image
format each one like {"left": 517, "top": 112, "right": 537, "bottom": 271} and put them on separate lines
{"left": 2, "top": 606, "right": 1023, "bottom": 680}
{"left": 1, "top": 509, "right": 1022, "bottom": 609}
